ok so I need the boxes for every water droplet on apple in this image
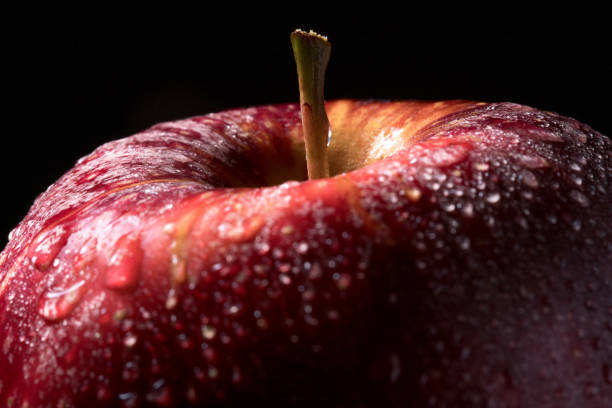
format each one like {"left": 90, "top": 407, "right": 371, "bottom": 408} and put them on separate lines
{"left": 272, "top": 248, "right": 285, "bottom": 259}
{"left": 336, "top": 274, "right": 352, "bottom": 290}
{"left": 28, "top": 225, "right": 70, "bottom": 271}
{"left": 278, "top": 263, "right": 291, "bottom": 274}
{"left": 96, "top": 384, "right": 111, "bottom": 401}
{"left": 7, "top": 227, "right": 18, "bottom": 242}
{"left": 405, "top": 187, "right": 422, "bottom": 202}
{"left": 308, "top": 263, "right": 323, "bottom": 279}
{"left": 281, "top": 224, "right": 295, "bottom": 235}
{"left": 327, "top": 309, "right": 340, "bottom": 320}
{"left": 186, "top": 385, "right": 197, "bottom": 402}
{"left": 570, "top": 175, "right": 583, "bottom": 186}
{"left": 256, "top": 241, "right": 270, "bottom": 255}
{"left": 569, "top": 190, "right": 589, "bottom": 207}
{"left": 226, "top": 303, "right": 241, "bottom": 315}
{"left": 163, "top": 222, "right": 175, "bottom": 234}
{"left": 170, "top": 252, "right": 187, "bottom": 285}
{"left": 221, "top": 215, "right": 265, "bottom": 243}
{"left": 576, "top": 154, "right": 590, "bottom": 167}
{"left": 484, "top": 215, "right": 496, "bottom": 227}
{"left": 473, "top": 162, "right": 489, "bottom": 171}
{"left": 165, "top": 288, "right": 178, "bottom": 310}
{"left": 38, "top": 280, "right": 88, "bottom": 322}
{"left": 256, "top": 317, "right": 269, "bottom": 329}
{"left": 461, "top": 202, "right": 474, "bottom": 217}
{"left": 177, "top": 333, "right": 193, "bottom": 349}
{"left": 122, "top": 361, "right": 139, "bottom": 382}
{"left": 220, "top": 332, "right": 232, "bottom": 344}
{"left": 516, "top": 216, "right": 529, "bottom": 230}
{"left": 456, "top": 235, "right": 471, "bottom": 250}
{"left": 118, "top": 391, "right": 138, "bottom": 407}
{"left": 208, "top": 366, "right": 219, "bottom": 380}
{"left": 151, "top": 359, "right": 162, "bottom": 375}
{"left": 123, "top": 333, "right": 138, "bottom": 348}
{"left": 511, "top": 153, "right": 550, "bottom": 169}
{"left": 570, "top": 162, "right": 582, "bottom": 172}
{"left": 201, "top": 325, "right": 217, "bottom": 340}
{"left": 296, "top": 242, "right": 309, "bottom": 254}
{"left": 521, "top": 170, "right": 539, "bottom": 188}
{"left": 2, "top": 332, "right": 13, "bottom": 355}
{"left": 442, "top": 202, "right": 455, "bottom": 212}
{"left": 389, "top": 353, "right": 402, "bottom": 384}
{"left": 103, "top": 233, "right": 143, "bottom": 291}
{"left": 421, "top": 142, "right": 471, "bottom": 167}
{"left": 304, "top": 303, "right": 313, "bottom": 315}
{"left": 231, "top": 364, "right": 243, "bottom": 385}
{"left": 147, "top": 379, "right": 171, "bottom": 405}
{"left": 485, "top": 192, "right": 501, "bottom": 204}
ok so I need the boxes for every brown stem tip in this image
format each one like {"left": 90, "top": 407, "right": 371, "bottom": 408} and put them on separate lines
{"left": 291, "top": 29, "right": 331, "bottom": 180}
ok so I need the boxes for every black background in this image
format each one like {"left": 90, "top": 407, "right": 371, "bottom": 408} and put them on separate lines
{"left": 1, "top": 9, "right": 610, "bottom": 248}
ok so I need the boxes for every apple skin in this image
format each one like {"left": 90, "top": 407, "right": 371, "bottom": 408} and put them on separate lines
{"left": 0, "top": 100, "right": 611, "bottom": 407}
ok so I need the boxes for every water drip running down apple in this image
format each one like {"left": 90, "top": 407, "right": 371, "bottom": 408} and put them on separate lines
{"left": 0, "top": 29, "right": 611, "bottom": 407}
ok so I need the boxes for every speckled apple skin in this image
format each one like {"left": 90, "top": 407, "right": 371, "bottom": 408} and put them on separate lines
{"left": 0, "top": 100, "right": 611, "bottom": 407}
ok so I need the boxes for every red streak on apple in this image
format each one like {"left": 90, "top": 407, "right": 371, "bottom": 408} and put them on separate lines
{"left": 0, "top": 100, "right": 611, "bottom": 407}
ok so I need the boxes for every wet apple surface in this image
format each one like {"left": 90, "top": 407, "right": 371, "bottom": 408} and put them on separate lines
{"left": 1, "top": 98, "right": 611, "bottom": 407}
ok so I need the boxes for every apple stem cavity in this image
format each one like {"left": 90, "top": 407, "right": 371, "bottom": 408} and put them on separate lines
{"left": 291, "top": 29, "right": 331, "bottom": 180}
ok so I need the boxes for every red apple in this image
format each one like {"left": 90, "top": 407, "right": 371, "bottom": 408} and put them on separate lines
{"left": 1, "top": 31, "right": 611, "bottom": 407}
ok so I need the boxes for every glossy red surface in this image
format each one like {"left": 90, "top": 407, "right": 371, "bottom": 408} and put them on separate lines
{"left": 1, "top": 100, "right": 610, "bottom": 407}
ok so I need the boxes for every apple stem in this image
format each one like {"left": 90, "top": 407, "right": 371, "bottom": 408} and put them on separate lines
{"left": 291, "top": 29, "right": 331, "bottom": 180}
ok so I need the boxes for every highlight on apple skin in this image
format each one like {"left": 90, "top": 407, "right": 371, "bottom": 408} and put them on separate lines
{"left": 0, "top": 96, "right": 610, "bottom": 407}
